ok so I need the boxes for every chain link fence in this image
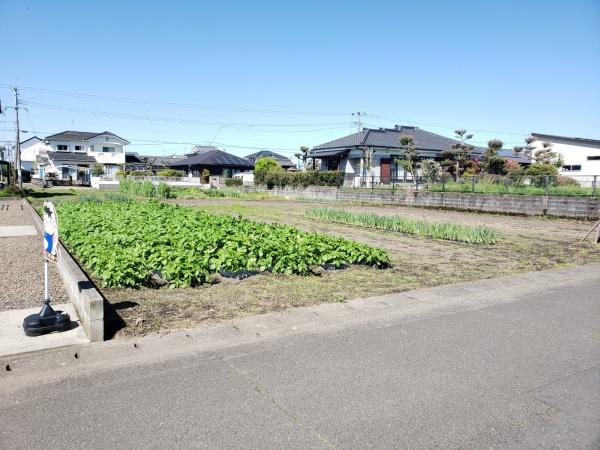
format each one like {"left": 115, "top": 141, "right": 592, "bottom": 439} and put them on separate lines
{"left": 349, "top": 174, "right": 599, "bottom": 197}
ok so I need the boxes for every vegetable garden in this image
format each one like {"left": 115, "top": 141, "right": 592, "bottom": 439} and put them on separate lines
{"left": 305, "top": 208, "right": 499, "bottom": 244}
{"left": 57, "top": 199, "right": 389, "bottom": 288}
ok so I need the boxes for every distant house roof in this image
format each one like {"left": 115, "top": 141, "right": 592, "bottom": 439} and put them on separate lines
{"left": 125, "top": 152, "right": 145, "bottom": 164}
{"left": 45, "top": 131, "right": 130, "bottom": 144}
{"left": 530, "top": 133, "right": 600, "bottom": 146}
{"left": 244, "top": 150, "right": 295, "bottom": 168}
{"left": 169, "top": 149, "right": 253, "bottom": 169}
{"left": 312, "top": 126, "right": 464, "bottom": 153}
{"left": 47, "top": 151, "right": 96, "bottom": 163}
{"left": 188, "top": 145, "right": 220, "bottom": 155}
{"left": 125, "top": 152, "right": 185, "bottom": 166}
{"left": 20, "top": 136, "right": 43, "bottom": 146}
{"left": 310, "top": 125, "right": 530, "bottom": 163}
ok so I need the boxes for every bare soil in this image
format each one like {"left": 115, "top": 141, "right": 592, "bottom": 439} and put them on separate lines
{"left": 100, "top": 197, "right": 600, "bottom": 336}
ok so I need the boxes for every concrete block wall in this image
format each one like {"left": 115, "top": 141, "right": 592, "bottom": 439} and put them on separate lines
{"left": 243, "top": 186, "right": 600, "bottom": 219}
{"left": 24, "top": 199, "right": 104, "bottom": 341}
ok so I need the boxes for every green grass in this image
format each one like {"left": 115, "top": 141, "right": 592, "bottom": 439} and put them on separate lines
{"left": 305, "top": 208, "right": 499, "bottom": 244}
{"left": 427, "top": 181, "right": 595, "bottom": 197}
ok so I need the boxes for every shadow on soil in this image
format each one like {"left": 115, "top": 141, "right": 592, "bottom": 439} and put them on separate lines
{"left": 104, "top": 299, "right": 127, "bottom": 340}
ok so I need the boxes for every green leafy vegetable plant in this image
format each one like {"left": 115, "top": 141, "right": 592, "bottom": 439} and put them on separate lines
{"left": 57, "top": 200, "right": 390, "bottom": 288}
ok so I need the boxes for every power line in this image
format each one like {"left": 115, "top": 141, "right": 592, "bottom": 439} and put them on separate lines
{"left": 24, "top": 101, "right": 352, "bottom": 129}
{"left": 0, "top": 84, "right": 347, "bottom": 116}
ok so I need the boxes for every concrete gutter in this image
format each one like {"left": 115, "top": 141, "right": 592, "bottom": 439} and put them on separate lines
{"left": 23, "top": 199, "right": 104, "bottom": 342}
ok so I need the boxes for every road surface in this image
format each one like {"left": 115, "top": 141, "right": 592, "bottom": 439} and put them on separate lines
{"left": 1, "top": 265, "right": 599, "bottom": 449}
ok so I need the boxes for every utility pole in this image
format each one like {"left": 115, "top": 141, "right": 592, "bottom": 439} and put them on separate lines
{"left": 13, "top": 87, "right": 22, "bottom": 189}
{"left": 352, "top": 111, "right": 366, "bottom": 133}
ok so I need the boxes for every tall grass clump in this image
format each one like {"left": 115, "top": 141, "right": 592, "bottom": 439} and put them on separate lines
{"left": 305, "top": 208, "right": 499, "bottom": 245}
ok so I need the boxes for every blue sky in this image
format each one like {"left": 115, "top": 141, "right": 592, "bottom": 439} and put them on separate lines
{"left": 1, "top": 0, "right": 599, "bottom": 157}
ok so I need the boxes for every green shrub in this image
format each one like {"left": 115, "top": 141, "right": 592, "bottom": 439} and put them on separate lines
{"left": 156, "top": 168, "right": 183, "bottom": 177}
{"left": 119, "top": 179, "right": 157, "bottom": 197}
{"left": 224, "top": 177, "right": 243, "bottom": 187}
{"left": 526, "top": 163, "right": 558, "bottom": 187}
{"left": 129, "top": 170, "right": 152, "bottom": 176}
{"left": 254, "top": 157, "right": 283, "bottom": 185}
{"left": 555, "top": 175, "right": 579, "bottom": 186}
{"left": 260, "top": 170, "right": 344, "bottom": 189}
{"left": 156, "top": 182, "right": 174, "bottom": 198}
{"left": 91, "top": 164, "right": 104, "bottom": 176}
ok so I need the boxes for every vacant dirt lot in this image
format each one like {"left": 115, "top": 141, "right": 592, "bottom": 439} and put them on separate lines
{"left": 100, "top": 197, "right": 600, "bottom": 336}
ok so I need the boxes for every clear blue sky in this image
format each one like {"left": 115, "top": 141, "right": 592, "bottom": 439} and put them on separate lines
{"left": 1, "top": 0, "right": 599, "bottom": 157}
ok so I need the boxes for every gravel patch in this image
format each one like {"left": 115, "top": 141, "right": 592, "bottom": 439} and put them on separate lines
{"left": 0, "top": 199, "right": 29, "bottom": 226}
{"left": 0, "top": 199, "right": 69, "bottom": 310}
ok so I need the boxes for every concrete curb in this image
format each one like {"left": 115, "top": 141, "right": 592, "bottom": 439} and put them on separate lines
{"left": 23, "top": 199, "right": 103, "bottom": 342}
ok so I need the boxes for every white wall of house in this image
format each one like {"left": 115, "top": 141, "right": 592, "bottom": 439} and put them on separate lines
{"left": 20, "top": 138, "right": 50, "bottom": 172}
{"left": 45, "top": 133, "right": 127, "bottom": 177}
{"left": 531, "top": 137, "right": 600, "bottom": 182}
{"left": 86, "top": 134, "right": 126, "bottom": 165}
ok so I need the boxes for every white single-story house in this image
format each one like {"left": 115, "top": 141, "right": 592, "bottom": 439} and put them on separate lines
{"left": 306, "top": 125, "right": 529, "bottom": 186}
{"left": 530, "top": 132, "right": 600, "bottom": 183}
{"left": 21, "top": 130, "right": 129, "bottom": 184}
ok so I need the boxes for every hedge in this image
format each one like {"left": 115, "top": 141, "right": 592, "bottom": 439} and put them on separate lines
{"left": 260, "top": 171, "right": 344, "bottom": 189}
{"left": 224, "top": 177, "right": 243, "bottom": 187}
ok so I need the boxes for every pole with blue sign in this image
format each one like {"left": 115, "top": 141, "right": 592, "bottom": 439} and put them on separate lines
{"left": 23, "top": 201, "right": 72, "bottom": 336}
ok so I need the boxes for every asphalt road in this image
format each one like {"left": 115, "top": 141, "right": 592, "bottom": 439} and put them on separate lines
{"left": 1, "top": 265, "right": 599, "bottom": 449}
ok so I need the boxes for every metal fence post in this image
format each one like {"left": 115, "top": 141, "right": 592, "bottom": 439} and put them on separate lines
{"left": 593, "top": 175, "right": 597, "bottom": 197}
{"left": 471, "top": 176, "right": 475, "bottom": 193}
{"left": 544, "top": 176, "right": 549, "bottom": 195}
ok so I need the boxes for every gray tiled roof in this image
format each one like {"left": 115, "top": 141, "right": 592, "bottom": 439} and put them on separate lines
{"left": 310, "top": 126, "right": 530, "bottom": 163}
{"left": 45, "top": 130, "right": 130, "bottom": 144}
{"left": 47, "top": 151, "right": 97, "bottom": 163}
{"left": 169, "top": 149, "right": 253, "bottom": 169}
{"left": 244, "top": 150, "right": 295, "bottom": 168}
{"left": 312, "top": 126, "right": 460, "bottom": 152}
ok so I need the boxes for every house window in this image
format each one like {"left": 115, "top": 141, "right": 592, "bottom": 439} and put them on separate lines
{"left": 587, "top": 156, "right": 600, "bottom": 161}
{"left": 75, "top": 145, "right": 83, "bottom": 151}
{"left": 562, "top": 165, "right": 582, "bottom": 171}
{"left": 57, "top": 145, "right": 68, "bottom": 151}
{"left": 102, "top": 146, "right": 115, "bottom": 153}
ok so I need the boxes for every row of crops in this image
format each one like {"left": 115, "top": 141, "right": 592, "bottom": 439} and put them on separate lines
{"left": 305, "top": 208, "right": 499, "bottom": 244}
{"left": 57, "top": 200, "right": 390, "bottom": 288}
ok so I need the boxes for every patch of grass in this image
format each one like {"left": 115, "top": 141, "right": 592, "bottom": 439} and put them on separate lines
{"left": 305, "top": 207, "right": 499, "bottom": 244}
{"left": 428, "top": 181, "right": 595, "bottom": 197}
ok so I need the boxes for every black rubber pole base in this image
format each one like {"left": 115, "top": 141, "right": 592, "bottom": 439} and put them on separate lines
{"left": 23, "top": 301, "right": 72, "bottom": 337}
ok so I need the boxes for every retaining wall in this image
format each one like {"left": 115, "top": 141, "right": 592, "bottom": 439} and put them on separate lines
{"left": 24, "top": 199, "right": 104, "bottom": 341}
{"left": 242, "top": 186, "right": 600, "bottom": 219}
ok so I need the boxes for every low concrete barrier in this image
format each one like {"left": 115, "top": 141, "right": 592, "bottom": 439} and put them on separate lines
{"left": 24, "top": 199, "right": 104, "bottom": 342}
{"left": 242, "top": 186, "right": 600, "bottom": 220}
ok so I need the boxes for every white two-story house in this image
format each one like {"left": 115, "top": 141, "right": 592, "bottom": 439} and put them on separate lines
{"left": 22, "top": 130, "right": 129, "bottom": 184}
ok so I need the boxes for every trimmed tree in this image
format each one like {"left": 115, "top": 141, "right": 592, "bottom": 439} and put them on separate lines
{"left": 397, "top": 135, "right": 420, "bottom": 187}
{"left": 441, "top": 129, "right": 474, "bottom": 180}
{"left": 482, "top": 139, "right": 508, "bottom": 175}
{"left": 420, "top": 159, "right": 442, "bottom": 186}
